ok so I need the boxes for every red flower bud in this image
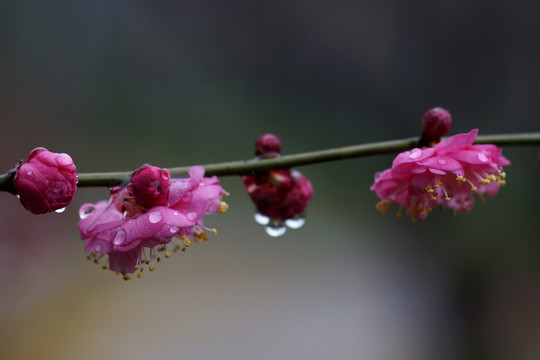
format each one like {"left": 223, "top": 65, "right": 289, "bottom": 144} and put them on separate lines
{"left": 128, "top": 164, "right": 171, "bottom": 208}
{"left": 420, "top": 107, "right": 452, "bottom": 145}
{"left": 255, "top": 134, "right": 282, "bottom": 157}
{"left": 14, "top": 147, "right": 77, "bottom": 214}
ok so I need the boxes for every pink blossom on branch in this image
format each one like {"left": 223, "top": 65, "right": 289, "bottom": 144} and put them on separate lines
{"left": 14, "top": 147, "right": 77, "bottom": 214}
{"left": 78, "top": 165, "right": 228, "bottom": 279}
{"left": 371, "top": 129, "right": 510, "bottom": 220}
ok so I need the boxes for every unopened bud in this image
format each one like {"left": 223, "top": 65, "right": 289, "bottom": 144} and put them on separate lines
{"left": 420, "top": 107, "right": 452, "bottom": 145}
{"left": 14, "top": 147, "right": 77, "bottom": 214}
{"left": 255, "top": 134, "right": 282, "bottom": 158}
{"left": 128, "top": 164, "right": 170, "bottom": 208}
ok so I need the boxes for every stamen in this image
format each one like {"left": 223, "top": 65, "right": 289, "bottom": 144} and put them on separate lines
{"left": 218, "top": 201, "right": 229, "bottom": 213}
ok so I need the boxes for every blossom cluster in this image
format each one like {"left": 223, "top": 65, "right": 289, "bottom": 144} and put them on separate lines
{"left": 78, "top": 165, "right": 228, "bottom": 279}
{"left": 371, "top": 129, "right": 510, "bottom": 220}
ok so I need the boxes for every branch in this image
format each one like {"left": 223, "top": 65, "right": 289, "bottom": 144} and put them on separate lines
{"left": 1, "top": 132, "right": 539, "bottom": 191}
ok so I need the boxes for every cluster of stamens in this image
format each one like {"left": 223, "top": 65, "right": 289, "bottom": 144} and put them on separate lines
{"left": 376, "top": 169, "right": 507, "bottom": 220}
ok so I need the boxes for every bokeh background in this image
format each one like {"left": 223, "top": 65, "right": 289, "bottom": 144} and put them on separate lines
{"left": 1, "top": 1, "right": 539, "bottom": 359}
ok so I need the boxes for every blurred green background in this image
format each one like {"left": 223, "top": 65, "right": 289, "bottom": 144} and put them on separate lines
{"left": 1, "top": 1, "right": 539, "bottom": 359}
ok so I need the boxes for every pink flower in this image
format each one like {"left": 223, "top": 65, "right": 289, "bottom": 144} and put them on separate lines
{"left": 77, "top": 165, "right": 228, "bottom": 279}
{"left": 14, "top": 147, "right": 77, "bottom": 214}
{"left": 371, "top": 129, "right": 510, "bottom": 220}
{"left": 243, "top": 134, "right": 313, "bottom": 236}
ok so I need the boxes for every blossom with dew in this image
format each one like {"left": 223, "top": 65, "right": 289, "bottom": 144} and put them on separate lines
{"left": 14, "top": 147, "right": 77, "bottom": 214}
{"left": 371, "top": 129, "right": 510, "bottom": 220}
{"left": 243, "top": 134, "right": 313, "bottom": 236}
{"left": 77, "top": 165, "right": 228, "bottom": 279}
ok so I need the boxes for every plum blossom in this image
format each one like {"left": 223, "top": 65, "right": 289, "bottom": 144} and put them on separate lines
{"left": 243, "top": 134, "right": 313, "bottom": 236}
{"left": 371, "top": 129, "right": 510, "bottom": 220}
{"left": 78, "top": 165, "right": 228, "bottom": 279}
{"left": 14, "top": 147, "right": 77, "bottom": 214}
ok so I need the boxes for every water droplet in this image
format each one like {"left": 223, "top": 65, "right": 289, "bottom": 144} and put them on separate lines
{"left": 16, "top": 194, "right": 20, "bottom": 199}
{"left": 477, "top": 152, "right": 488, "bottom": 162}
{"left": 112, "top": 229, "right": 126, "bottom": 245}
{"left": 148, "top": 211, "right": 162, "bottom": 223}
{"left": 254, "top": 213, "right": 270, "bottom": 225}
{"left": 186, "top": 212, "right": 198, "bottom": 221}
{"left": 285, "top": 217, "right": 305, "bottom": 229}
{"left": 265, "top": 226, "right": 287, "bottom": 237}
{"left": 79, "top": 206, "right": 95, "bottom": 219}
{"left": 437, "top": 159, "right": 447, "bottom": 165}
{"left": 26, "top": 170, "right": 33, "bottom": 176}
{"left": 182, "top": 192, "right": 193, "bottom": 202}
{"left": 54, "top": 207, "right": 66, "bottom": 214}
{"left": 409, "top": 148, "right": 422, "bottom": 159}
{"left": 95, "top": 244, "right": 103, "bottom": 252}
{"left": 170, "top": 226, "right": 179, "bottom": 233}
{"left": 173, "top": 211, "right": 179, "bottom": 216}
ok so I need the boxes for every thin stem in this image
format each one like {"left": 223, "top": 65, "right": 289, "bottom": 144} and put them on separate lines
{"left": 1, "top": 132, "right": 539, "bottom": 191}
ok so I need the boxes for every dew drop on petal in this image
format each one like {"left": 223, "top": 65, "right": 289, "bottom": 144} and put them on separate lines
{"left": 186, "top": 212, "right": 198, "bottom": 221}
{"left": 170, "top": 226, "right": 179, "bottom": 233}
{"left": 182, "top": 192, "right": 193, "bottom": 202}
{"left": 54, "top": 207, "right": 66, "bottom": 214}
{"left": 437, "top": 159, "right": 447, "bottom": 165}
{"left": 113, "top": 229, "right": 126, "bottom": 245}
{"left": 409, "top": 148, "right": 423, "bottom": 159}
{"left": 173, "top": 211, "right": 179, "bottom": 216}
{"left": 477, "top": 152, "right": 489, "bottom": 162}
{"left": 95, "top": 244, "right": 103, "bottom": 252}
{"left": 16, "top": 194, "right": 20, "bottom": 199}
{"left": 149, "top": 211, "right": 163, "bottom": 223}
{"left": 26, "top": 170, "right": 33, "bottom": 176}
{"left": 254, "top": 213, "right": 270, "bottom": 225}
{"left": 285, "top": 217, "right": 305, "bottom": 229}
{"left": 265, "top": 225, "right": 287, "bottom": 237}
{"left": 79, "top": 206, "right": 94, "bottom": 219}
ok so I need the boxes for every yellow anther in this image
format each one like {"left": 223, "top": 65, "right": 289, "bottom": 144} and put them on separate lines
{"left": 86, "top": 255, "right": 92, "bottom": 260}
{"left": 456, "top": 175, "right": 465, "bottom": 182}
{"left": 434, "top": 182, "right": 442, "bottom": 188}
{"left": 134, "top": 265, "right": 140, "bottom": 270}
{"left": 498, "top": 180, "right": 506, "bottom": 186}
{"left": 501, "top": 171, "right": 506, "bottom": 179}
{"left": 102, "top": 266, "right": 108, "bottom": 270}
{"left": 445, "top": 197, "right": 451, "bottom": 201}
{"left": 470, "top": 186, "right": 477, "bottom": 193}
{"left": 223, "top": 192, "right": 230, "bottom": 197}
{"left": 149, "top": 266, "right": 155, "bottom": 271}
{"left": 165, "top": 251, "right": 170, "bottom": 258}
{"left": 218, "top": 201, "right": 229, "bottom": 213}
{"left": 376, "top": 201, "right": 389, "bottom": 213}
{"left": 137, "top": 272, "right": 143, "bottom": 278}
{"left": 184, "top": 238, "right": 192, "bottom": 247}
{"left": 93, "top": 259, "right": 99, "bottom": 264}
{"left": 431, "top": 196, "right": 437, "bottom": 201}
{"left": 199, "top": 232, "right": 209, "bottom": 241}
{"left": 157, "top": 257, "right": 161, "bottom": 262}
{"left": 478, "top": 179, "right": 490, "bottom": 184}
{"left": 123, "top": 275, "right": 131, "bottom": 281}
{"left": 211, "top": 228, "right": 217, "bottom": 235}
{"left": 488, "top": 175, "right": 497, "bottom": 182}
{"left": 427, "top": 188, "right": 435, "bottom": 194}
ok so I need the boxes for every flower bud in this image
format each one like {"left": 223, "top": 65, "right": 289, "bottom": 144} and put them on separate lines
{"left": 255, "top": 133, "right": 282, "bottom": 158}
{"left": 14, "top": 147, "right": 77, "bottom": 214}
{"left": 420, "top": 107, "right": 452, "bottom": 145}
{"left": 128, "top": 164, "right": 170, "bottom": 208}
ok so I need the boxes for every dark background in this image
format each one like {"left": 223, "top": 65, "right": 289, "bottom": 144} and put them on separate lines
{"left": 1, "top": 1, "right": 539, "bottom": 359}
